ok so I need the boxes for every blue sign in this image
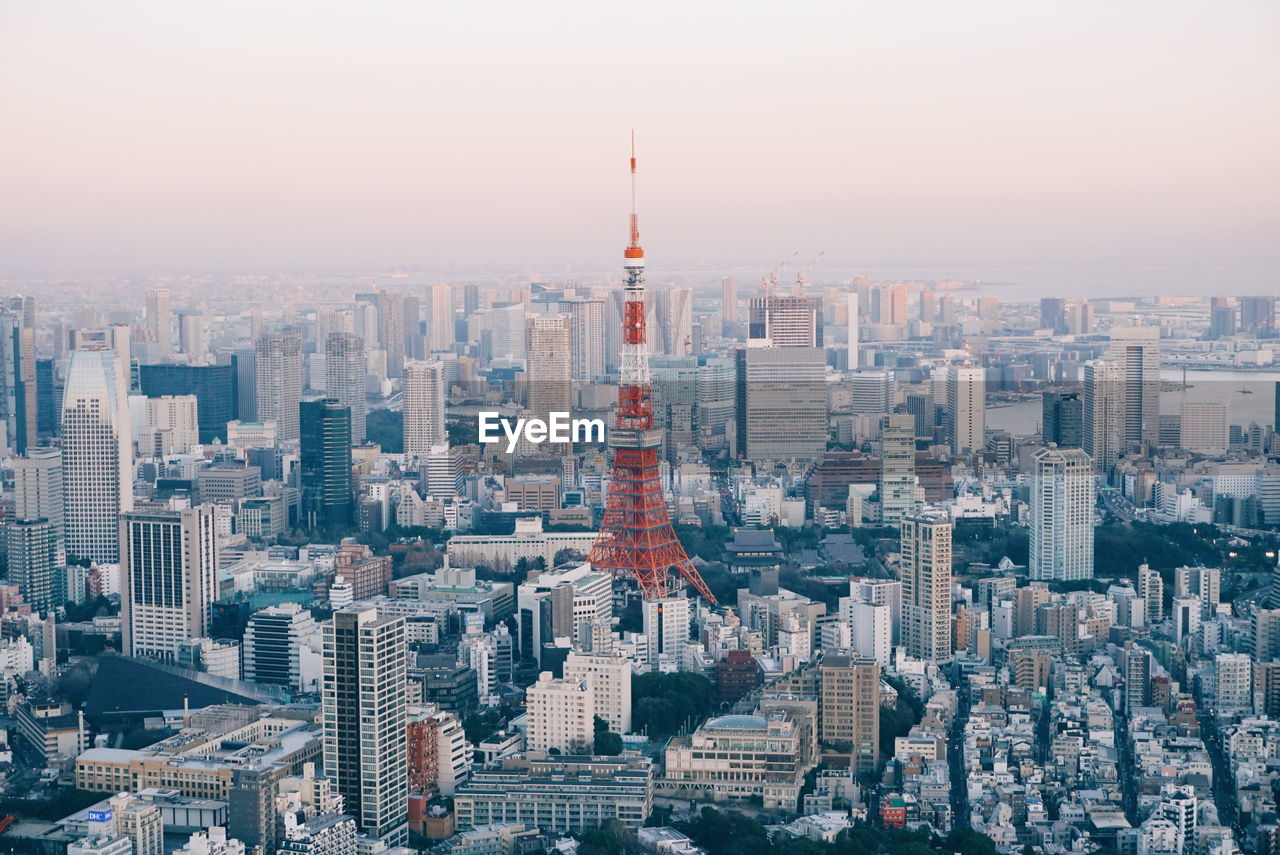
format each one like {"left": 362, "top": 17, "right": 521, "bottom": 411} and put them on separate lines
{"left": 87, "top": 810, "right": 112, "bottom": 823}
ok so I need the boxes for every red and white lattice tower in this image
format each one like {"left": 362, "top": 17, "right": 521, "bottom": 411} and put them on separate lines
{"left": 586, "top": 135, "right": 716, "bottom": 604}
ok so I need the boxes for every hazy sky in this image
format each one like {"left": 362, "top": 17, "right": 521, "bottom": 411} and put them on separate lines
{"left": 2, "top": 1, "right": 1278, "bottom": 277}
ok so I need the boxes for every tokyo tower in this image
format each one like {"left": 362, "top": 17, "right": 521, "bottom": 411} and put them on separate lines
{"left": 587, "top": 136, "right": 716, "bottom": 604}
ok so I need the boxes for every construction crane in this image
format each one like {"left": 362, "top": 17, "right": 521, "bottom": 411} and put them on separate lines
{"left": 793, "top": 251, "right": 825, "bottom": 295}
{"left": 761, "top": 251, "right": 800, "bottom": 297}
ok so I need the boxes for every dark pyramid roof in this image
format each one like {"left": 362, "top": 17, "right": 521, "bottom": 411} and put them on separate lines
{"left": 84, "top": 654, "right": 282, "bottom": 719}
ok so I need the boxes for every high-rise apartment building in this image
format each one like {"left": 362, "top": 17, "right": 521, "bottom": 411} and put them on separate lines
{"left": 62, "top": 348, "right": 131, "bottom": 563}
{"left": 558, "top": 297, "right": 606, "bottom": 381}
{"left": 145, "top": 288, "right": 172, "bottom": 356}
{"left": 7, "top": 519, "right": 57, "bottom": 611}
{"left": 564, "top": 649, "right": 632, "bottom": 734}
{"left": 1029, "top": 445, "right": 1095, "bottom": 582}
{"left": 403, "top": 361, "right": 446, "bottom": 462}
{"left": 143, "top": 394, "right": 200, "bottom": 456}
{"left": 525, "top": 671, "right": 595, "bottom": 754}
{"left": 818, "top": 655, "right": 880, "bottom": 774}
{"left": 945, "top": 365, "right": 985, "bottom": 455}
{"left": 120, "top": 505, "right": 218, "bottom": 660}
{"left": 1179, "top": 403, "right": 1228, "bottom": 456}
{"left": 1083, "top": 359, "right": 1121, "bottom": 472}
{"left": 1138, "top": 563, "right": 1164, "bottom": 625}
{"left": 428, "top": 284, "right": 454, "bottom": 354}
{"left": 721, "top": 276, "right": 738, "bottom": 327}
{"left": 880, "top": 414, "right": 917, "bottom": 526}
{"left": 900, "top": 510, "right": 953, "bottom": 662}
{"left": 325, "top": 332, "right": 367, "bottom": 445}
{"left": 299, "top": 399, "right": 353, "bottom": 529}
{"left": 255, "top": 328, "right": 303, "bottom": 443}
{"left": 323, "top": 606, "right": 408, "bottom": 844}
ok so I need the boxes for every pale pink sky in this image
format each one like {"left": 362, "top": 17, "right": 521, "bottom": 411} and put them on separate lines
{"left": 1, "top": 1, "right": 1278, "bottom": 276}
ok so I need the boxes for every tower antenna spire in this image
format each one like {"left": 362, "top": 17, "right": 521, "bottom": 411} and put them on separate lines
{"left": 626, "top": 130, "right": 643, "bottom": 260}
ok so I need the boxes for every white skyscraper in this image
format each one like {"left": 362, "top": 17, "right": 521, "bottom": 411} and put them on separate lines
{"left": 1029, "top": 445, "right": 1096, "bottom": 582}
{"left": 559, "top": 297, "right": 606, "bottom": 381}
{"left": 846, "top": 291, "right": 859, "bottom": 369}
{"left": 945, "top": 365, "right": 985, "bottom": 455}
{"left": 564, "top": 649, "right": 632, "bottom": 734}
{"left": 13, "top": 448, "right": 65, "bottom": 550}
{"left": 655, "top": 288, "right": 693, "bottom": 356}
{"left": 62, "top": 347, "right": 131, "bottom": 563}
{"left": 525, "top": 671, "right": 594, "bottom": 754}
{"left": 428, "top": 283, "right": 454, "bottom": 353}
{"left": 145, "top": 288, "right": 172, "bottom": 357}
{"left": 404, "top": 361, "right": 446, "bottom": 462}
{"left": 1108, "top": 323, "right": 1162, "bottom": 449}
{"left": 880, "top": 413, "right": 917, "bottom": 526}
{"left": 846, "top": 600, "right": 891, "bottom": 665}
{"left": 1083, "top": 359, "right": 1121, "bottom": 472}
{"left": 325, "top": 332, "right": 367, "bottom": 445}
{"left": 120, "top": 505, "right": 219, "bottom": 660}
{"left": 642, "top": 596, "right": 690, "bottom": 668}
{"left": 255, "top": 327, "right": 303, "bottom": 442}
{"left": 525, "top": 314, "right": 572, "bottom": 420}
{"left": 143, "top": 395, "right": 200, "bottom": 455}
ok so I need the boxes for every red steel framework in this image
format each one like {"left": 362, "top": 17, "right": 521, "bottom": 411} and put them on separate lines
{"left": 587, "top": 136, "right": 716, "bottom": 604}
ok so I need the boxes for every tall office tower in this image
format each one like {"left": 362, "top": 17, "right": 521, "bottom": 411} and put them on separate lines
{"left": 1240, "top": 295, "right": 1276, "bottom": 336}
{"left": 1123, "top": 646, "right": 1153, "bottom": 712}
{"left": 255, "top": 327, "right": 303, "bottom": 443}
{"left": 62, "top": 348, "right": 130, "bottom": 563}
{"left": 734, "top": 347, "right": 827, "bottom": 461}
{"left": 36, "top": 358, "right": 57, "bottom": 437}
{"left": 146, "top": 288, "right": 172, "bottom": 356}
{"left": 403, "top": 361, "right": 446, "bottom": 462}
{"left": 880, "top": 414, "right": 918, "bottom": 526}
{"left": 526, "top": 314, "right": 572, "bottom": 419}
{"left": 747, "top": 295, "right": 823, "bottom": 347}
{"left": 144, "top": 395, "right": 199, "bottom": 455}
{"left": 818, "top": 655, "right": 880, "bottom": 774}
{"left": 428, "top": 283, "right": 454, "bottom": 354}
{"left": 937, "top": 294, "right": 955, "bottom": 324}
{"left": 850, "top": 369, "right": 894, "bottom": 415}
{"left": 7, "top": 519, "right": 57, "bottom": 611}
{"left": 874, "top": 284, "right": 907, "bottom": 325}
{"left": 846, "top": 292, "right": 859, "bottom": 369}
{"left": 402, "top": 294, "right": 421, "bottom": 359}
{"left": 461, "top": 283, "right": 481, "bottom": 314}
{"left": 300, "top": 399, "right": 353, "bottom": 529}
{"left": 559, "top": 298, "right": 606, "bottom": 381}
{"left": 14, "top": 448, "right": 64, "bottom": 550}
{"left": 564, "top": 650, "right": 632, "bottom": 734}
{"left": 323, "top": 606, "right": 409, "bottom": 844}
{"left": 1108, "top": 324, "right": 1161, "bottom": 449}
{"left": 1042, "top": 391, "right": 1083, "bottom": 447}
{"left": 179, "top": 313, "right": 206, "bottom": 362}
{"left": 654, "top": 288, "right": 693, "bottom": 355}
{"left": 0, "top": 310, "right": 34, "bottom": 454}
{"left": 1064, "top": 300, "right": 1092, "bottom": 335}
{"left": 945, "top": 365, "right": 985, "bottom": 455}
{"left": 242, "top": 603, "right": 320, "bottom": 691}
{"left": 905, "top": 394, "right": 936, "bottom": 441}
{"left": 900, "top": 510, "right": 953, "bottom": 662}
{"left": 120, "top": 505, "right": 218, "bottom": 660}
{"left": 139, "top": 362, "right": 236, "bottom": 444}
{"left": 721, "top": 276, "right": 738, "bottom": 328}
{"left": 975, "top": 296, "right": 998, "bottom": 322}
{"left": 1083, "top": 359, "right": 1121, "bottom": 472}
{"left": 1208, "top": 299, "right": 1236, "bottom": 340}
{"left": 1040, "top": 297, "right": 1066, "bottom": 333}
{"left": 424, "top": 444, "right": 463, "bottom": 497}
{"left": 1028, "top": 445, "right": 1096, "bottom": 582}
{"left": 918, "top": 291, "right": 936, "bottom": 325}
{"left": 1179, "top": 402, "right": 1228, "bottom": 456}
{"left": 695, "top": 357, "right": 736, "bottom": 445}
{"left": 325, "top": 333, "right": 367, "bottom": 444}
{"left": 1138, "top": 563, "right": 1164, "bottom": 625}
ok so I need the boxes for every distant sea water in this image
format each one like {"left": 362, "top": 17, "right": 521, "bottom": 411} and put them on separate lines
{"left": 986, "top": 368, "right": 1280, "bottom": 436}
{"left": 846, "top": 264, "right": 1280, "bottom": 300}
